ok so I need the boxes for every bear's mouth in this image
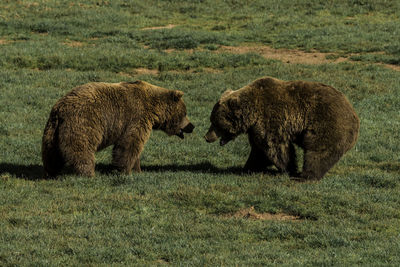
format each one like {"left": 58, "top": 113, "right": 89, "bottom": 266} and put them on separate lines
{"left": 219, "top": 136, "right": 233, "bottom": 146}
{"left": 177, "top": 130, "right": 185, "bottom": 139}
{"left": 177, "top": 122, "right": 195, "bottom": 139}
{"left": 182, "top": 122, "right": 195, "bottom": 133}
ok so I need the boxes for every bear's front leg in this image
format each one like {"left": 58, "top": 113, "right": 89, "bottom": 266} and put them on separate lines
{"left": 112, "top": 143, "right": 142, "bottom": 175}
{"left": 244, "top": 137, "right": 272, "bottom": 173}
{"left": 267, "top": 142, "right": 298, "bottom": 176}
{"left": 112, "top": 129, "right": 150, "bottom": 175}
{"left": 133, "top": 157, "right": 141, "bottom": 172}
{"left": 301, "top": 149, "right": 342, "bottom": 180}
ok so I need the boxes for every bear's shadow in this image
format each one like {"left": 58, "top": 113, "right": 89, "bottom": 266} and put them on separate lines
{"left": 0, "top": 163, "right": 44, "bottom": 180}
{"left": 0, "top": 161, "right": 258, "bottom": 180}
{"left": 96, "top": 161, "right": 246, "bottom": 175}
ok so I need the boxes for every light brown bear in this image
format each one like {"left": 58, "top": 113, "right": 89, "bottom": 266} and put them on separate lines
{"left": 204, "top": 77, "right": 359, "bottom": 180}
{"left": 42, "top": 81, "right": 194, "bottom": 178}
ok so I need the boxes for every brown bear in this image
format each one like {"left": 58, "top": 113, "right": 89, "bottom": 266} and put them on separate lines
{"left": 204, "top": 76, "right": 359, "bottom": 180}
{"left": 42, "top": 81, "right": 194, "bottom": 178}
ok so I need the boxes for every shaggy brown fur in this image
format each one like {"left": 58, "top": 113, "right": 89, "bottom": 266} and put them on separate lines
{"left": 205, "top": 76, "right": 359, "bottom": 180}
{"left": 42, "top": 81, "right": 194, "bottom": 177}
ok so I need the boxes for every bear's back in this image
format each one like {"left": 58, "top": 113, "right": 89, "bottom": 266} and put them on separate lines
{"left": 52, "top": 82, "right": 142, "bottom": 114}
{"left": 251, "top": 77, "right": 351, "bottom": 110}
{"left": 248, "top": 77, "right": 358, "bottom": 131}
{"left": 64, "top": 82, "right": 128, "bottom": 103}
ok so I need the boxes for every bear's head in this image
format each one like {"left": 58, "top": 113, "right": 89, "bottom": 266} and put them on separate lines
{"left": 204, "top": 89, "right": 243, "bottom": 146}
{"left": 160, "top": 90, "right": 195, "bottom": 139}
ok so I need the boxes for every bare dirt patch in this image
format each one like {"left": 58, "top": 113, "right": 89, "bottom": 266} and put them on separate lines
{"left": 220, "top": 45, "right": 347, "bottom": 65}
{"left": 224, "top": 206, "right": 300, "bottom": 221}
{"left": 142, "top": 24, "right": 176, "bottom": 30}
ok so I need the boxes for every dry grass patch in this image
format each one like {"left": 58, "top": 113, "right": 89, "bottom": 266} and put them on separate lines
{"left": 63, "top": 40, "right": 85, "bottom": 47}
{"left": 120, "top": 67, "right": 222, "bottom": 77}
{"left": 380, "top": 63, "right": 400, "bottom": 72}
{"left": 133, "top": 68, "right": 159, "bottom": 75}
{"left": 142, "top": 24, "right": 176, "bottom": 31}
{"left": 118, "top": 68, "right": 159, "bottom": 77}
{"left": 224, "top": 207, "right": 301, "bottom": 221}
{"left": 202, "top": 67, "right": 223, "bottom": 73}
{"left": 0, "top": 39, "right": 11, "bottom": 45}
{"left": 163, "top": 48, "right": 197, "bottom": 54}
{"left": 219, "top": 45, "right": 400, "bottom": 72}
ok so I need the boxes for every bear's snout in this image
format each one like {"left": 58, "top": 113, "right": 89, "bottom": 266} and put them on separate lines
{"left": 182, "top": 122, "right": 195, "bottom": 133}
{"left": 204, "top": 126, "right": 218, "bottom": 143}
{"left": 176, "top": 117, "right": 194, "bottom": 139}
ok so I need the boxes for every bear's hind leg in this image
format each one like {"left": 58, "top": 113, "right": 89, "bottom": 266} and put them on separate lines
{"left": 301, "top": 149, "right": 342, "bottom": 180}
{"left": 58, "top": 136, "right": 96, "bottom": 177}
{"left": 66, "top": 151, "right": 96, "bottom": 177}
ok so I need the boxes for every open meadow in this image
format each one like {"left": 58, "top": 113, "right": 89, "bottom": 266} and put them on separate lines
{"left": 1, "top": 0, "right": 400, "bottom": 265}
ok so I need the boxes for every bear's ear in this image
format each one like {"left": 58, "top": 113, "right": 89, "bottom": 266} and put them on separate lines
{"left": 170, "top": 90, "right": 184, "bottom": 102}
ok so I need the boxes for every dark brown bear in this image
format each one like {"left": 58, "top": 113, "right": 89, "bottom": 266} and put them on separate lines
{"left": 204, "top": 77, "right": 359, "bottom": 180}
{"left": 42, "top": 81, "right": 194, "bottom": 177}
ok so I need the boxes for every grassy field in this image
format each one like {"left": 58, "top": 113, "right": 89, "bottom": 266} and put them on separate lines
{"left": 1, "top": 0, "right": 400, "bottom": 265}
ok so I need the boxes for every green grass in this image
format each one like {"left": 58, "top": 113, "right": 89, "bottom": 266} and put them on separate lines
{"left": 1, "top": 0, "right": 400, "bottom": 265}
